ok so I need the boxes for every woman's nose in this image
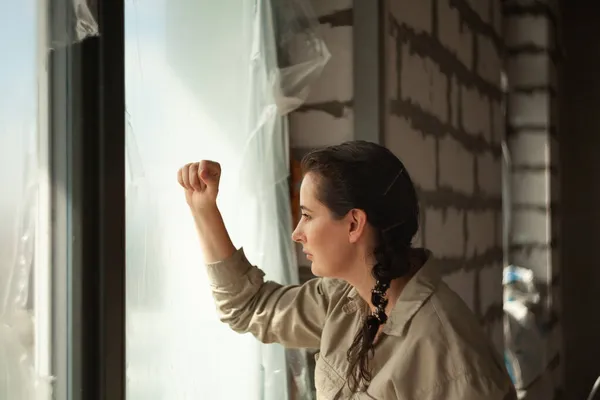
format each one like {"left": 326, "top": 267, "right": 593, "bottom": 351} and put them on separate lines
{"left": 291, "top": 225, "right": 303, "bottom": 243}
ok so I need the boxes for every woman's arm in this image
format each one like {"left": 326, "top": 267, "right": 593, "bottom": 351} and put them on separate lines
{"left": 205, "top": 247, "right": 341, "bottom": 348}
{"left": 178, "top": 161, "right": 338, "bottom": 349}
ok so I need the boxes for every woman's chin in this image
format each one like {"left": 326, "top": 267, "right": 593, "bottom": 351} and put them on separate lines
{"left": 310, "top": 262, "right": 323, "bottom": 277}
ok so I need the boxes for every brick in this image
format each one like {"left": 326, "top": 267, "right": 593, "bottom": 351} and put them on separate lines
{"left": 425, "top": 208, "right": 465, "bottom": 258}
{"left": 450, "top": 76, "right": 460, "bottom": 127}
{"left": 443, "top": 269, "right": 475, "bottom": 310}
{"left": 490, "top": 99, "right": 505, "bottom": 144}
{"left": 508, "top": 132, "right": 550, "bottom": 167}
{"left": 431, "top": 59, "right": 449, "bottom": 123}
{"left": 439, "top": 135, "right": 474, "bottom": 194}
{"left": 386, "top": 34, "right": 398, "bottom": 101}
{"left": 461, "top": 86, "right": 491, "bottom": 140}
{"left": 550, "top": 172, "right": 559, "bottom": 202}
{"left": 400, "top": 46, "right": 447, "bottom": 122}
{"left": 496, "top": 211, "right": 504, "bottom": 248}
{"left": 512, "top": 170, "right": 549, "bottom": 205}
{"left": 466, "top": 210, "right": 496, "bottom": 256}
{"left": 507, "top": 54, "right": 551, "bottom": 88}
{"left": 385, "top": 115, "right": 437, "bottom": 191}
{"left": 289, "top": 109, "right": 353, "bottom": 147}
{"left": 311, "top": 0, "right": 352, "bottom": 18}
{"left": 466, "top": 0, "right": 490, "bottom": 24}
{"left": 510, "top": 246, "right": 552, "bottom": 280}
{"left": 400, "top": 45, "right": 429, "bottom": 111}
{"left": 479, "top": 264, "right": 504, "bottom": 316}
{"left": 492, "top": 0, "right": 503, "bottom": 35}
{"left": 390, "top": 0, "right": 432, "bottom": 33}
{"left": 507, "top": 92, "right": 551, "bottom": 126}
{"left": 438, "top": 0, "right": 472, "bottom": 67}
{"left": 477, "top": 151, "right": 501, "bottom": 196}
{"left": 489, "top": 320, "right": 504, "bottom": 355}
{"left": 477, "top": 35, "right": 501, "bottom": 87}
{"left": 505, "top": 16, "right": 552, "bottom": 49}
{"left": 304, "top": 26, "right": 353, "bottom": 103}
{"left": 511, "top": 209, "right": 550, "bottom": 244}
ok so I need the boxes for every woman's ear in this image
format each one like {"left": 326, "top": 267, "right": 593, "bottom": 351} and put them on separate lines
{"left": 347, "top": 209, "right": 368, "bottom": 244}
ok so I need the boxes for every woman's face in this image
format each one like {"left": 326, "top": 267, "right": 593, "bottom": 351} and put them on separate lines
{"left": 291, "top": 173, "right": 366, "bottom": 279}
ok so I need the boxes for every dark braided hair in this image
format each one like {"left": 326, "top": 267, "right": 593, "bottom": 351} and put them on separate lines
{"left": 301, "top": 140, "right": 419, "bottom": 393}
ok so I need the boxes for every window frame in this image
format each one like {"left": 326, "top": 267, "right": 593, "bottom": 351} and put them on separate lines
{"left": 45, "top": 0, "right": 126, "bottom": 398}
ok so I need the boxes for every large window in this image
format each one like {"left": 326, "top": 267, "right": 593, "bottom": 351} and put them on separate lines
{"left": 1, "top": 1, "right": 316, "bottom": 398}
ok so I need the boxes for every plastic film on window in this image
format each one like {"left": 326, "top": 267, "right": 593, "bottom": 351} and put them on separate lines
{"left": 73, "top": 0, "right": 98, "bottom": 41}
{"left": 260, "top": 0, "right": 330, "bottom": 115}
{"left": 123, "top": 0, "right": 326, "bottom": 398}
{"left": 0, "top": 135, "right": 52, "bottom": 399}
{"left": 51, "top": 0, "right": 98, "bottom": 47}
{"left": 241, "top": 1, "right": 327, "bottom": 398}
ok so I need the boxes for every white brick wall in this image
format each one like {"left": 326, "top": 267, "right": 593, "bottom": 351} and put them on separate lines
{"left": 508, "top": 132, "right": 551, "bottom": 166}
{"left": 400, "top": 45, "right": 448, "bottom": 122}
{"left": 505, "top": 3, "right": 562, "bottom": 392}
{"left": 389, "top": 0, "right": 432, "bottom": 33}
{"left": 444, "top": 269, "right": 476, "bottom": 310}
{"left": 438, "top": 0, "right": 473, "bottom": 67}
{"left": 477, "top": 35, "right": 502, "bottom": 86}
{"left": 289, "top": 109, "right": 353, "bottom": 148}
{"left": 425, "top": 208, "right": 465, "bottom": 258}
{"left": 478, "top": 152, "right": 502, "bottom": 196}
{"left": 467, "top": 210, "right": 496, "bottom": 256}
{"left": 462, "top": 86, "right": 491, "bottom": 139}
{"left": 507, "top": 54, "right": 553, "bottom": 87}
{"left": 439, "top": 135, "right": 474, "bottom": 194}
{"left": 508, "top": 92, "right": 552, "bottom": 126}
{"left": 385, "top": 0, "right": 503, "bottom": 344}
{"left": 511, "top": 171, "right": 550, "bottom": 205}
{"left": 387, "top": 115, "right": 437, "bottom": 191}
{"left": 479, "top": 264, "right": 504, "bottom": 314}
{"left": 491, "top": 99, "right": 504, "bottom": 145}
{"left": 450, "top": 76, "right": 460, "bottom": 127}
{"left": 511, "top": 209, "right": 550, "bottom": 243}
{"left": 505, "top": 16, "right": 553, "bottom": 48}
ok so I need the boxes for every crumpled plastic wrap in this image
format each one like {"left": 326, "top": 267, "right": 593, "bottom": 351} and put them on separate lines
{"left": 124, "top": 0, "right": 327, "bottom": 399}
{"left": 0, "top": 136, "right": 53, "bottom": 399}
{"left": 53, "top": 0, "right": 98, "bottom": 46}
{"left": 503, "top": 265, "right": 545, "bottom": 391}
{"left": 243, "top": 3, "right": 328, "bottom": 394}
{"left": 0, "top": 1, "right": 98, "bottom": 398}
{"left": 73, "top": 0, "right": 98, "bottom": 41}
{"left": 263, "top": 0, "right": 330, "bottom": 115}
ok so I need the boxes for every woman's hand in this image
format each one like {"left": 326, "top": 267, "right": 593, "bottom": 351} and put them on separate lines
{"left": 177, "top": 160, "right": 221, "bottom": 214}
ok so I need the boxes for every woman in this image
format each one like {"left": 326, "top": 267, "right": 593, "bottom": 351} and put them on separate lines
{"left": 177, "top": 141, "right": 516, "bottom": 399}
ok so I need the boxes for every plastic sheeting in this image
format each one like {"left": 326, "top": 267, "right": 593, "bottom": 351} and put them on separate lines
{"left": 503, "top": 265, "right": 545, "bottom": 391}
{"left": 0, "top": 1, "right": 97, "bottom": 399}
{"left": 124, "top": 0, "right": 326, "bottom": 399}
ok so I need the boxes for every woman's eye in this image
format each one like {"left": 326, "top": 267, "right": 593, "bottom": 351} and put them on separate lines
{"left": 301, "top": 213, "right": 311, "bottom": 220}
